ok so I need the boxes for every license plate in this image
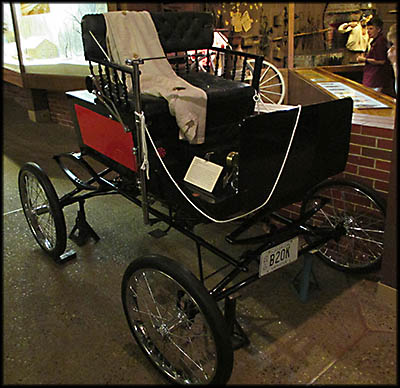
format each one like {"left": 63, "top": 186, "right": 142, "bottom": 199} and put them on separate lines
{"left": 259, "top": 237, "right": 299, "bottom": 277}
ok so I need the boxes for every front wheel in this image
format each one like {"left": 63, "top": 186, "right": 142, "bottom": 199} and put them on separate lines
{"left": 121, "top": 255, "right": 233, "bottom": 385}
{"left": 301, "top": 178, "right": 386, "bottom": 273}
{"left": 18, "top": 162, "right": 67, "bottom": 259}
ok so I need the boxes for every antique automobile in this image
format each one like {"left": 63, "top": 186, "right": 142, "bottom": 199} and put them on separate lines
{"left": 18, "top": 11, "right": 386, "bottom": 385}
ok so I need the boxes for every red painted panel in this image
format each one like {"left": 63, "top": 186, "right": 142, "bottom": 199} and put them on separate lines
{"left": 74, "top": 104, "right": 137, "bottom": 171}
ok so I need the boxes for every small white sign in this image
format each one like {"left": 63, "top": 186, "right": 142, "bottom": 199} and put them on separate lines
{"left": 184, "top": 156, "right": 223, "bottom": 193}
{"left": 259, "top": 237, "right": 299, "bottom": 277}
{"left": 316, "top": 82, "right": 390, "bottom": 109}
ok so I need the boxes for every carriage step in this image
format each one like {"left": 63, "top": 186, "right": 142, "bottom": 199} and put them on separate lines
{"left": 148, "top": 228, "right": 168, "bottom": 239}
{"left": 148, "top": 220, "right": 172, "bottom": 239}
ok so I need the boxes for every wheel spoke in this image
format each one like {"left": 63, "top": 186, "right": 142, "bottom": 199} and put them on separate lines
{"left": 168, "top": 335, "right": 206, "bottom": 374}
{"left": 246, "top": 62, "right": 254, "bottom": 72}
{"left": 260, "top": 89, "right": 284, "bottom": 97}
{"left": 143, "top": 272, "right": 163, "bottom": 320}
{"left": 346, "top": 233, "right": 384, "bottom": 247}
{"left": 259, "top": 81, "right": 283, "bottom": 89}
{"left": 259, "top": 92, "right": 275, "bottom": 104}
{"left": 260, "top": 71, "right": 279, "bottom": 85}
{"left": 348, "top": 226, "right": 384, "bottom": 234}
{"left": 259, "top": 64, "right": 272, "bottom": 83}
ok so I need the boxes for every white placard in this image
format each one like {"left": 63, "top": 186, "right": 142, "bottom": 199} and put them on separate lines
{"left": 316, "top": 82, "right": 390, "bottom": 109}
{"left": 184, "top": 156, "right": 223, "bottom": 193}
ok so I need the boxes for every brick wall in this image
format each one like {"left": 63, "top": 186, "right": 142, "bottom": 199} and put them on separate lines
{"left": 345, "top": 124, "right": 393, "bottom": 195}
{"left": 47, "top": 91, "right": 75, "bottom": 129}
{"left": 3, "top": 81, "right": 32, "bottom": 110}
{"left": 4, "top": 81, "right": 75, "bottom": 129}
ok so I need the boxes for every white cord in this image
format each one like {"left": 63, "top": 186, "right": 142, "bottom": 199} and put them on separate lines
{"left": 89, "top": 30, "right": 111, "bottom": 62}
{"left": 135, "top": 111, "right": 150, "bottom": 180}
{"left": 144, "top": 103, "right": 302, "bottom": 223}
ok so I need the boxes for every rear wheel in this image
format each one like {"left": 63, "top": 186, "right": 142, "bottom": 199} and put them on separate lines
{"left": 18, "top": 162, "right": 67, "bottom": 259}
{"left": 301, "top": 179, "right": 386, "bottom": 272}
{"left": 121, "top": 255, "right": 233, "bottom": 385}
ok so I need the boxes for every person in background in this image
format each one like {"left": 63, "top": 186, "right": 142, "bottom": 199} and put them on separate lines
{"left": 386, "top": 23, "right": 397, "bottom": 94}
{"left": 357, "top": 16, "right": 393, "bottom": 94}
{"left": 338, "top": 10, "right": 371, "bottom": 64}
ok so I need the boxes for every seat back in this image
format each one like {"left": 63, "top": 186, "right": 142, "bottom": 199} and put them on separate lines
{"left": 81, "top": 12, "right": 214, "bottom": 61}
{"left": 239, "top": 97, "right": 354, "bottom": 212}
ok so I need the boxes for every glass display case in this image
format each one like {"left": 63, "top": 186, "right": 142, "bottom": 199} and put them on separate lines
{"left": 3, "top": 3, "right": 19, "bottom": 72}
{"left": 3, "top": 2, "right": 107, "bottom": 76}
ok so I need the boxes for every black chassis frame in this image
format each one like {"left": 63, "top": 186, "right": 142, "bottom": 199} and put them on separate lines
{"left": 56, "top": 147, "right": 335, "bottom": 298}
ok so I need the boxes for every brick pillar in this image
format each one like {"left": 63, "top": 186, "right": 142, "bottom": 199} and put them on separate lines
{"left": 26, "top": 88, "right": 51, "bottom": 123}
{"left": 4, "top": 82, "right": 50, "bottom": 122}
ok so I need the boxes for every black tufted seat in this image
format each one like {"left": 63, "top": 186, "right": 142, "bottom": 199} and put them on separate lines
{"left": 180, "top": 72, "right": 255, "bottom": 128}
{"left": 81, "top": 12, "right": 257, "bottom": 139}
{"left": 151, "top": 12, "right": 214, "bottom": 53}
{"left": 81, "top": 12, "right": 214, "bottom": 61}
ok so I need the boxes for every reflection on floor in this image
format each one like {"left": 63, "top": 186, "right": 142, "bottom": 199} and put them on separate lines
{"left": 3, "top": 98, "right": 397, "bottom": 385}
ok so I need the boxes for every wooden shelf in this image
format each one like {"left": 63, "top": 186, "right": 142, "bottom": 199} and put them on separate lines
{"left": 3, "top": 67, "right": 86, "bottom": 91}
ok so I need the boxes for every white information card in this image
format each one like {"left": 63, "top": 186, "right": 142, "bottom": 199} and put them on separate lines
{"left": 316, "top": 82, "right": 390, "bottom": 109}
{"left": 184, "top": 156, "right": 223, "bottom": 193}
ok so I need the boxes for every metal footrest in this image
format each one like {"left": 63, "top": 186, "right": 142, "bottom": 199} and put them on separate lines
{"left": 54, "top": 152, "right": 109, "bottom": 191}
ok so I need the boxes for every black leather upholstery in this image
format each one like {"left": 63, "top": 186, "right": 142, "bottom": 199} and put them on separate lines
{"left": 81, "top": 14, "right": 107, "bottom": 61}
{"left": 151, "top": 12, "right": 213, "bottom": 52}
{"left": 81, "top": 12, "right": 213, "bottom": 61}
{"left": 181, "top": 72, "right": 255, "bottom": 128}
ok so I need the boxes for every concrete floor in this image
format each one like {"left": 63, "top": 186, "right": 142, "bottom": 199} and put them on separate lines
{"left": 3, "top": 97, "right": 397, "bottom": 385}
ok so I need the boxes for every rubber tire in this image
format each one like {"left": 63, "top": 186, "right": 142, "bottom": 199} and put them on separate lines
{"left": 18, "top": 162, "right": 67, "bottom": 259}
{"left": 121, "top": 254, "right": 234, "bottom": 385}
{"left": 301, "top": 178, "right": 386, "bottom": 273}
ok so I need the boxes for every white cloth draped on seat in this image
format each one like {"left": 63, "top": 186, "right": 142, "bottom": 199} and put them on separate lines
{"left": 104, "top": 10, "right": 207, "bottom": 144}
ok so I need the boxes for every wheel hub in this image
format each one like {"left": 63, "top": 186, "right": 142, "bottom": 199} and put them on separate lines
{"left": 333, "top": 219, "right": 348, "bottom": 242}
{"left": 157, "top": 311, "right": 187, "bottom": 338}
{"left": 341, "top": 215, "right": 357, "bottom": 234}
{"left": 158, "top": 323, "right": 170, "bottom": 338}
